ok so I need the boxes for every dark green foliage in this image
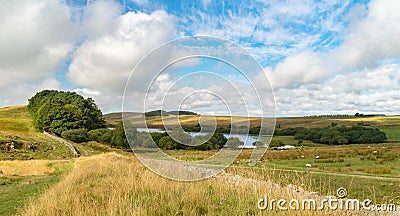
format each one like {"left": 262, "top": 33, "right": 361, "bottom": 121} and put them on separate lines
{"left": 275, "top": 125, "right": 387, "bottom": 145}
{"left": 88, "top": 128, "right": 112, "bottom": 144}
{"left": 28, "top": 90, "right": 106, "bottom": 135}
{"left": 225, "top": 137, "right": 243, "bottom": 148}
{"left": 86, "top": 122, "right": 137, "bottom": 149}
{"left": 158, "top": 136, "right": 180, "bottom": 150}
{"left": 144, "top": 110, "right": 197, "bottom": 116}
{"left": 144, "top": 110, "right": 169, "bottom": 117}
{"left": 192, "top": 133, "right": 227, "bottom": 150}
{"left": 61, "top": 129, "right": 88, "bottom": 143}
{"left": 168, "top": 110, "right": 197, "bottom": 115}
{"left": 147, "top": 132, "right": 227, "bottom": 150}
{"left": 110, "top": 122, "right": 129, "bottom": 149}
{"left": 268, "top": 139, "right": 285, "bottom": 147}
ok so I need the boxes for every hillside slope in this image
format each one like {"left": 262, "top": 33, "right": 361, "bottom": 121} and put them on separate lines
{"left": 0, "top": 106, "right": 75, "bottom": 160}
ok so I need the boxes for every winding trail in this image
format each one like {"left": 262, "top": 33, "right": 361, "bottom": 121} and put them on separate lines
{"left": 44, "top": 131, "right": 80, "bottom": 157}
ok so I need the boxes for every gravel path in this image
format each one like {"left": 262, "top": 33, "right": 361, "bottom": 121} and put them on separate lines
{"left": 44, "top": 131, "right": 80, "bottom": 157}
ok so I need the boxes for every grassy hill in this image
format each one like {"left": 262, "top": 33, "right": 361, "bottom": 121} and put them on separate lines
{"left": 0, "top": 106, "right": 75, "bottom": 160}
{"left": 0, "top": 106, "right": 114, "bottom": 215}
{"left": 106, "top": 111, "right": 400, "bottom": 128}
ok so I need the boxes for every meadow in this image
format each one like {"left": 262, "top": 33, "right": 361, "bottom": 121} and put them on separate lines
{"left": 20, "top": 153, "right": 355, "bottom": 216}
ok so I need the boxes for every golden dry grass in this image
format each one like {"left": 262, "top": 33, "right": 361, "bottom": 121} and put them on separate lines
{"left": 21, "top": 153, "right": 358, "bottom": 216}
{"left": 0, "top": 160, "right": 53, "bottom": 175}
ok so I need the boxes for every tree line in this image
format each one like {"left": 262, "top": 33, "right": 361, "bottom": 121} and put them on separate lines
{"left": 274, "top": 125, "right": 387, "bottom": 145}
{"left": 28, "top": 90, "right": 131, "bottom": 149}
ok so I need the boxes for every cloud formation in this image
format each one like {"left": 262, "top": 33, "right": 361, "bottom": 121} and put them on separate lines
{"left": 267, "top": 0, "right": 400, "bottom": 89}
{"left": 67, "top": 1, "right": 177, "bottom": 111}
{"left": 1, "top": 0, "right": 399, "bottom": 117}
{"left": 0, "top": 0, "right": 76, "bottom": 105}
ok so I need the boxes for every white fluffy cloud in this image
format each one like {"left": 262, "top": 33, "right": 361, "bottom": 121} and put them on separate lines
{"left": 262, "top": 0, "right": 400, "bottom": 115}
{"left": 67, "top": 1, "right": 177, "bottom": 111}
{"left": 333, "top": 0, "right": 400, "bottom": 69}
{"left": 0, "top": 79, "right": 61, "bottom": 107}
{"left": 274, "top": 64, "right": 400, "bottom": 116}
{"left": 267, "top": 0, "right": 400, "bottom": 89}
{"left": 0, "top": 0, "right": 76, "bottom": 106}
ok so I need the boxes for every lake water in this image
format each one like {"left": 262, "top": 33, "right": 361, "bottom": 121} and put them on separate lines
{"left": 136, "top": 128, "right": 287, "bottom": 148}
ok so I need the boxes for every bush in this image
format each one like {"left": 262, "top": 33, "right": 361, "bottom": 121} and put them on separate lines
{"left": 269, "top": 139, "right": 285, "bottom": 147}
{"left": 88, "top": 129, "right": 112, "bottom": 144}
{"left": 193, "top": 133, "right": 227, "bottom": 150}
{"left": 110, "top": 122, "right": 129, "bottom": 149}
{"left": 225, "top": 137, "right": 243, "bottom": 148}
{"left": 158, "top": 136, "right": 179, "bottom": 150}
{"left": 62, "top": 129, "right": 88, "bottom": 143}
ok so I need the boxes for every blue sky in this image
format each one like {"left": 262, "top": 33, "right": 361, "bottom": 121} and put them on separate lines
{"left": 1, "top": 0, "right": 400, "bottom": 116}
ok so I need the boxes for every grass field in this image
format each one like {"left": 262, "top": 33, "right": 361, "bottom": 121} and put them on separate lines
{"left": 0, "top": 160, "right": 73, "bottom": 215}
{"left": 165, "top": 144, "right": 400, "bottom": 204}
{"left": 20, "top": 153, "right": 348, "bottom": 216}
{"left": 380, "top": 128, "right": 400, "bottom": 141}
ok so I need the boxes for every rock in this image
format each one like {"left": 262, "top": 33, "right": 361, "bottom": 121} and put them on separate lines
{"left": 306, "top": 163, "right": 312, "bottom": 168}
{"left": 315, "top": 156, "right": 320, "bottom": 159}
{"left": 0, "top": 170, "right": 3, "bottom": 174}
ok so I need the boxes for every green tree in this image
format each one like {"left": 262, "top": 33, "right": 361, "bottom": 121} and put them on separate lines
{"left": 225, "top": 137, "right": 243, "bottom": 148}
{"left": 28, "top": 90, "right": 106, "bottom": 135}
{"left": 62, "top": 129, "right": 88, "bottom": 143}
{"left": 158, "top": 136, "right": 179, "bottom": 150}
{"left": 111, "top": 122, "right": 129, "bottom": 149}
{"left": 88, "top": 128, "right": 112, "bottom": 144}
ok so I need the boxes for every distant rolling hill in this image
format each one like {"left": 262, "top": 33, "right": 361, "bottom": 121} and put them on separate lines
{"left": 104, "top": 110, "right": 400, "bottom": 133}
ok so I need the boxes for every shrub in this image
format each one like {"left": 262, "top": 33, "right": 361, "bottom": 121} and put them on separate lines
{"left": 88, "top": 128, "right": 113, "bottom": 144}
{"left": 62, "top": 129, "right": 88, "bottom": 143}
{"left": 158, "top": 136, "right": 179, "bottom": 150}
{"left": 225, "top": 137, "right": 243, "bottom": 148}
{"left": 269, "top": 139, "right": 285, "bottom": 147}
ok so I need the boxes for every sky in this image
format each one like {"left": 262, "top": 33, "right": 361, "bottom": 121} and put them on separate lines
{"left": 1, "top": 0, "right": 400, "bottom": 117}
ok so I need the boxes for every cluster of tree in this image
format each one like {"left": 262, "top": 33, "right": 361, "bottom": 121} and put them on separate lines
{"left": 304, "top": 114, "right": 355, "bottom": 118}
{"left": 275, "top": 125, "right": 387, "bottom": 145}
{"left": 354, "top": 113, "right": 385, "bottom": 117}
{"left": 28, "top": 90, "right": 106, "bottom": 136}
{"left": 136, "top": 131, "right": 228, "bottom": 150}
{"left": 144, "top": 110, "right": 169, "bottom": 117}
{"left": 61, "top": 122, "right": 132, "bottom": 149}
{"left": 144, "top": 110, "right": 198, "bottom": 117}
{"left": 167, "top": 111, "right": 198, "bottom": 115}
